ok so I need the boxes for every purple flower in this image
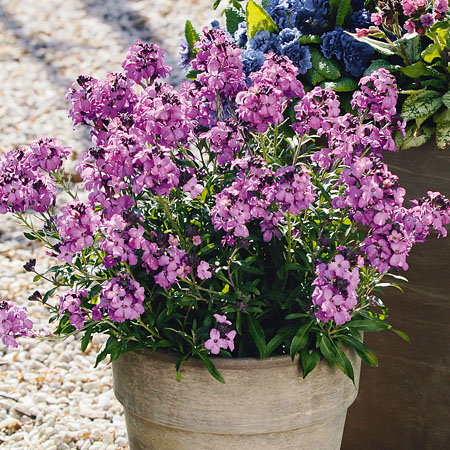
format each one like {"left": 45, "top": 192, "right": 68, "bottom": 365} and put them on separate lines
{"left": 59, "top": 290, "right": 89, "bottom": 330}
{"left": 204, "top": 328, "right": 228, "bottom": 354}
{"left": 122, "top": 41, "right": 171, "bottom": 85}
{"left": 197, "top": 261, "right": 212, "bottom": 280}
{"left": 420, "top": 13, "right": 434, "bottom": 27}
{"left": 98, "top": 275, "right": 145, "bottom": 323}
{"left": 0, "top": 301, "right": 33, "bottom": 348}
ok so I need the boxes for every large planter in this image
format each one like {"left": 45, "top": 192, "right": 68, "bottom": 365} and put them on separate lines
{"left": 113, "top": 349, "right": 361, "bottom": 450}
{"left": 343, "top": 141, "right": 450, "bottom": 450}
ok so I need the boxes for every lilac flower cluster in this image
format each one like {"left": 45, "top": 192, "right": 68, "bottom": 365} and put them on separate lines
{"left": 96, "top": 275, "right": 145, "bottom": 323}
{"left": 0, "top": 301, "right": 33, "bottom": 348}
{"left": 121, "top": 41, "right": 171, "bottom": 85}
{"left": 204, "top": 314, "right": 236, "bottom": 354}
{"left": 59, "top": 289, "right": 89, "bottom": 330}
{"left": 57, "top": 201, "right": 100, "bottom": 262}
{"left": 237, "top": 52, "right": 304, "bottom": 132}
{"left": 212, "top": 158, "right": 315, "bottom": 244}
{"left": 0, "top": 138, "right": 69, "bottom": 214}
{"left": 312, "top": 253, "right": 360, "bottom": 325}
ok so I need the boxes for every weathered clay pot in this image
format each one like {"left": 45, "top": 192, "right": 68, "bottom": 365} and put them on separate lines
{"left": 113, "top": 349, "right": 361, "bottom": 450}
{"left": 343, "top": 141, "right": 450, "bottom": 450}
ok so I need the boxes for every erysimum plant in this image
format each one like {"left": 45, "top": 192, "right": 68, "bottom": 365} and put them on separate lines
{"left": 1, "top": 27, "right": 449, "bottom": 383}
{"left": 350, "top": 0, "right": 450, "bottom": 149}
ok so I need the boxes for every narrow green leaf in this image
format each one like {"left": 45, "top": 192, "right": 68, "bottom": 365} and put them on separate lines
{"left": 335, "top": 0, "right": 351, "bottom": 27}
{"left": 290, "top": 320, "right": 313, "bottom": 360}
{"left": 340, "top": 335, "right": 378, "bottom": 367}
{"left": 175, "top": 354, "right": 190, "bottom": 381}
{"left": 246, "top": 0, "right": 278, "bottom": 39}
{"left": 391, "top": 328, "right": 410, "bottom": 343}
{"left": 335, "top": 345, "right": 355, "bottom": 383}
{"left": 198, "top": 353, "right": 225, "bottom": 383}
{"left": 213, "top": 0, "right": 222, "bottom": 10}
{"left": 81, "top": 327, "right": 93, "bottom": 352}
{"left": 319, "top": 335, "right": 337, "bottom": 365}
{"left": 247, "top": 315, "right": 266, "bottom": 358}
{"left": 266, "top": 333, "right": 286, "bottom": 356}
{"left": 42, "top": 287, "right": 57, "bottom": 304}
{"left": 184, "top": 20, "right": 200, "bottom": 56}
{"left": 23, "top": 232, "right": 37, "bottom": 241}
{"left": 348, "top": 319, "right": 389, "bottom": 332}
{"left": 300, "top": 348, "right": 321, "bottom": 378}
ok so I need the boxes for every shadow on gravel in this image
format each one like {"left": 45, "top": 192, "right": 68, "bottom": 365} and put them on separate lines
{"left": 79, "top": 0, "right": 154, "bottom": 43}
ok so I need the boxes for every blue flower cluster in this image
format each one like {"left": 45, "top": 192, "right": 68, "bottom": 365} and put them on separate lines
{"left": 321, "top": 27, "right": 375, "bottom": 77}
{"left": 234, "top": 0, "right": 374, "bottom": 79}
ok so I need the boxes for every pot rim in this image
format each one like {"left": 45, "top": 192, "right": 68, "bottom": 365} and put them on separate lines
{"left": 122, "top": 348, "right": 303, "bottom": 370}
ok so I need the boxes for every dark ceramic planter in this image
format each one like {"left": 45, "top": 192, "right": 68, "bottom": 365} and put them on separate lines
{"left": 342, "top": 141, "right": 450, "bottom": 450}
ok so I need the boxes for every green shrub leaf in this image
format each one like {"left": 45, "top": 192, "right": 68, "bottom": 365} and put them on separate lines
{"left": 401, "top": 90, "right": 443, "bottom": 121}
{"left": 300, "top": 348, "right": 321, "bottom": 378}
{"left": 247, "top": 315, "right": 267, "bottom": 358}
{"left": 290, "top": 320, "right": 313, "bottom": 360}
{"left": 246, "top": 0, "right": 278, "bottom": 39}
{"left": 436, "top": 121, "right": 450, "bottom": 149}
{"left": 225, "top": 6, "right": 245, "bottom": 35}
{"left": 198, "top": 354, "right": 225, "bottom": 383}
{"left": 335, "top": 0, "right": 351, "bottom": 27}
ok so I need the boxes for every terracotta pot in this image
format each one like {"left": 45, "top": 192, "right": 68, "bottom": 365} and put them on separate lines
{"left": 113, "top": 349, "right": 361, "bottom": 450}
{"left": 342, "top": 141, "right": 450, "bottom": 450}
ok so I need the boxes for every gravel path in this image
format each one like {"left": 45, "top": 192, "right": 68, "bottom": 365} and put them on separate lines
{"left": 0, "top": 1, "right": 219, "bottom": 448}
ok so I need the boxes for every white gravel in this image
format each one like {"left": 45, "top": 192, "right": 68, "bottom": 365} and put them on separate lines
{"left": 0, "top": 0, "right": 220, "bottom": 448}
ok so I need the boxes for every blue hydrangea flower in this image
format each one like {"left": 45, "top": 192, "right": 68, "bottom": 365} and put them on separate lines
{"left": 178, "top": 37, "right": 190, "bottom": 71}
{"left": 248, "top": 30, "right": 280, "bottom": 54}
{"left": 321, "top": 27, "right": 375, "bottom": 77}
{"left": 348, "top": 9, "right": 372, "bottom": 32}
{"left": 266, "top": 0, "right": 300, "bottom": 29}
{"left": 351, "top": 0, "right": 365, "bottom": 11}
{"left": 234, "top": 21, "right": 248, "bottom": 48}
{"left": 278, "top": 28, "right": 312, "bottom": 73}
{"left": 296, "top": 0, "right": 330, "bottom": 34}
{"left": 241, "top": 49, "right": 266, "bottom": 76}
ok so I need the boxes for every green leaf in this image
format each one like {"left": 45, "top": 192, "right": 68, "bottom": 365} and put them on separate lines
{"left": 320, "top": 77, "right": 358, "bottom": 92}
{"left": 42, "top": 287, "right": 56, "bottom": 304}
{"left": 290, "top": 320, "right": 313, "bottom": 360}
{"left": 300, "top": 348, "right": 321, "bottom": 378}
{"left": 443, "top": 91, "right": 450, "bottom": 109}
{"left": 213, "top": 0, "right": 222, "bottom": 10}
{"left": 335, "top": 0, "right": 351, "bottom": 27}
{"left": 434, "top": 107, "right": 450, "bottom": 124}
{"left": 305, "top": 67, "right": 325, "bottom": 85}
{"left": 185, "top": 69, "right": 200, "bottom": 80}
{"left": 348, "top": 319, "right": 389, "bottom": 332}
{"left": 309, "top": 47, "right": 341, "bottom": 80}
{"left": 348, "top": 33, "right": 397, "bottom": 56}
{"left": 334, "top": 345, "right": 355, "bottom": 383}
{"left": 298, "top": 34, "right": 322, "bottom": 45}
{"left": 422, "top": 43, "right": 443, "bottom": 63}
{"left": 33, "top": 274, "right": 41, "bottom": 282}
{"left": 225, "top": 7, "right": 245, "bottom": 36}
{"left": 329, "top": 0, "right": 340, "bottom": 17}
{"left": 247, "top": 315, "right": 267, "bottom": 358}
{"left": 175, "top": 354, "right": 190, "bottom": 381}
{"left": 364, "top": 59, "right": 400, "bottom": 76}
{"left": 266, "top": 333, "right": 287, "bottom": 356}
{"left": 403, "top": 34, "right": 421, "bottom": 63}
{"left": 81, "top": 327, "right": 93, "bottom": 352}
{"left": 340, "top": 335, "right": 378, "bottom": 367}
{"left": 395, "top": 123, "right": 435, "bottom": 150}
{"left": 319, "top": 335, "right": 337, "bottom": 366}
{"left": 436, "top": 121, "right": 450, "bottom": 149}
{"left": 23, "top": 232, "right": 37, "bottom": 241}
{"left": 198, "top": 353, "right": 225, "bottom": 383}
{"left": 284, "top": 312, "right": 309, "bottom": 320}
{"left": 184, "top": 20, "right": 200, "bottom": 56}
{"left": 402, "top": 61, "right": 432, "bottom": 78}
{"left": 391, "top": 328, "right": 410, "bottom": 343}
{"left": 246, "top": 0, "right": 278, "bottom": 39}
{"left": 401, "top": 90, "right": 443, "bottom": 121}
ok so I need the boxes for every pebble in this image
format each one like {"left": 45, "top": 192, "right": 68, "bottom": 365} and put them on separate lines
{"left": 0, "top": 0, "right": 220, "bottom": 449}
